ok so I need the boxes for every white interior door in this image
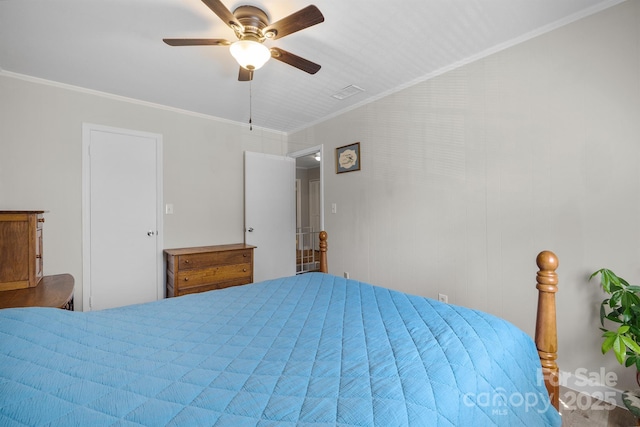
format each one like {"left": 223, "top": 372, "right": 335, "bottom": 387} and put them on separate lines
{"left": 244, "top": 151, "right": 295, "bottom": 282}
{"left": 82, "top": 124, "right": 163, "bottom": 311}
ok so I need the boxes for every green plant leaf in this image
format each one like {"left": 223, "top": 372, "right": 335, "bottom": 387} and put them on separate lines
{"left": 613, "top": 336, "right": 626, "bottom": 364}
{"left": 621, "top": 292, "right": 631, "bottom": 307}
{"left": 622, "top": 292, "right": 637, "bottom": 309}
{"left": 591, "top": 269, "right": 610, "bottom": 293}
{"left": 606, "top": 269, "right": 622, "bottom": 285}
{"left": 619, "top": 325, "right": 631, "bottom": 334}
{"left": 604, "top": 269, "right": 621, "bottom": 290}
{"left": 602, "top": 333, "right": 617, "bottom": 353}
{"left": 611, "top": 291, "right": 623, "bottom": 308}
{"left": 622, "top": 336, "right": 640, "bottom": 355}
{"left": 605, "top": 314, "right": 623, "bottom": 324}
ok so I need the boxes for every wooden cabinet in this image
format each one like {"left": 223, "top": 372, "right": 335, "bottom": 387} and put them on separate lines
{"left": 165, "top": 244, "right": 256, "bottom": 297}
{"left": 0, "top": 210, "right": 45, "bottom": 291}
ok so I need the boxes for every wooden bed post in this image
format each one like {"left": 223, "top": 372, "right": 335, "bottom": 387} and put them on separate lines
{"left": 319, "top": 231, "right": 328, "bottom": 273}
{"left": 534, "top": 250, "right": 559, "bottom": 411}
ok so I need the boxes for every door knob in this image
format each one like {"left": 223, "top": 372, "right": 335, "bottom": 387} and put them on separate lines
{"left": 247, "top": 227, "right": 254, "bottom": 232}
{"left": 147, "top": 230, "right": 156, "bottom": 236}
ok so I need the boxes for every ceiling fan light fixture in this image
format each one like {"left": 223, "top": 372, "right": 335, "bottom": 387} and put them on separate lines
{"left": 230, "top": 39, "right": 271, "bottom": 71}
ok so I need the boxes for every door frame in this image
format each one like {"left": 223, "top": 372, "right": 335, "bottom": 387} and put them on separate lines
{"left": 288, "top": 144, "right": 324, "bottom": 232}
{"left": 81, "top": 123, "right": 164, "bottom": 311}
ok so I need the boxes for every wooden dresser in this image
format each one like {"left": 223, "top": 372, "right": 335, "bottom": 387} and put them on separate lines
{"left": 0, "top": 210, "right": 45, "bottom": 291}
{"left": 165, "top": 244, "right": 256, "bottom": 297}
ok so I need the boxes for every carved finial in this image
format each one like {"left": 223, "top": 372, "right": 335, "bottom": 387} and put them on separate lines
{"left": 536, "top": 251, "right": 558, "bottom": 292}
{"left": 319, "top": 231, "right": 328, "bottom": 273}
{"left": 536, "top": 250, "right": 558, "bottom": 272}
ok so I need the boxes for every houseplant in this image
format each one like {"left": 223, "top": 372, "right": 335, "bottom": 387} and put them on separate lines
{"left": 591, "top": 268, "right": 640, "bottom": 417}
{"left": 590, "top": 268, "right": 640, "bottom": 369}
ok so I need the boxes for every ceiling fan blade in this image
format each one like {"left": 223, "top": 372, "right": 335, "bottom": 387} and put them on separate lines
{"left": 201, "top": 0, "right": 243, "bottom": 30}
{"left": 238, "top": 67, "right": 254, "bottom": 81}
{"left": 263, "top": 5, "right": 324, "bottom": 40}
{"left": 270, "top": 47, "right": 321, "bottom": 74}
{"left": 163, "top": 38, "right": 230, "bottom": 46}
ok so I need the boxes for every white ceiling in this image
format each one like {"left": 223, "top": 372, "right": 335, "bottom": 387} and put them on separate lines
{"left": 0, "top": 0, "right": 623, "bottom": 134}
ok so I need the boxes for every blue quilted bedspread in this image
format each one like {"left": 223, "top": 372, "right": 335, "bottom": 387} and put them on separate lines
{"left": 0, "top": 273, "right": 560, "bottom": 426}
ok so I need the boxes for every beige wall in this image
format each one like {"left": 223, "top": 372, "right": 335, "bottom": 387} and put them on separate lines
{"left": 0, "top": 75, "right": 287, "bottom": 311}
{"left": 290, "top": 1, "right": 640, "bottom": 394}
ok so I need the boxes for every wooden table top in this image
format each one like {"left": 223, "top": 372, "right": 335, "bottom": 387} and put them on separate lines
{"left": 0, "top": 274, "right": 74, "bottom": 309}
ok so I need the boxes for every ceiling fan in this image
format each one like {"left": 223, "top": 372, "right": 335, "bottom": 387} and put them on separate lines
{"left": 163, "top": 0, "right": 324, "bottom": 81}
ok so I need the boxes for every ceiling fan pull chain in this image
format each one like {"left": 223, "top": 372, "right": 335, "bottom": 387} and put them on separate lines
{"left": 249, "top": 79, "right": 253, "bottom": 131}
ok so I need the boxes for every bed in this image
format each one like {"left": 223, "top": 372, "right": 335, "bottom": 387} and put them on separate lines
{"left": 0, "top": 232, "right": 561, "bottom": 426}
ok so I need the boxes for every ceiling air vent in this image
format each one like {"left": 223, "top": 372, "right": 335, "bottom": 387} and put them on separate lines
{"left": 331, "top": 85, "right": 365, "bottom": 100}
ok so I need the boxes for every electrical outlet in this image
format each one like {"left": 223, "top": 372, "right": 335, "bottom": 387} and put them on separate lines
{"left": 438, "top": 293, "right": 448, "bottom": 304}
{"left": 344, "top": 272, "right": 349, "bottom": 279}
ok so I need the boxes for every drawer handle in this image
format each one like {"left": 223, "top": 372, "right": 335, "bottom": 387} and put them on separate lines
{"left": 243, "top": 268, "right": 247, "bottom": 272}
{"left": 243, "top": 253, "right": 247, "bottom": 257}
{"left": 184, "top": 277, "right": 189, "bottom": 281}
{"left": 184, "top": 260, "right": 190, "bottom": 264}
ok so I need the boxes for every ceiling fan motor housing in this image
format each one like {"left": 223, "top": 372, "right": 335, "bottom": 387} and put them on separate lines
{"left": 233, "top": 5, "right": 273, "bottom": 41}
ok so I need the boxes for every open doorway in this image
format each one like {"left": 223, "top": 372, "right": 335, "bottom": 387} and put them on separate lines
{"left": 289, "top": 145, "right": 323, "bottom": 274}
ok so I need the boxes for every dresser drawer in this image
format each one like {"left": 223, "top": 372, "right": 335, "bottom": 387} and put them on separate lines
{"left": 178, "top": 249, "right": 252, "bottom": 270}
{"left": 176, "top": 276, "right": 251, "bottom": 296}
{"left": 176, "top": 263, "right": 252, "bottom": 290}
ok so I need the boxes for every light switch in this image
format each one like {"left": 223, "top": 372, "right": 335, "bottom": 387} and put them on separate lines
{"left": 165, "top": 204, "right": 174, "bottom": 215}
